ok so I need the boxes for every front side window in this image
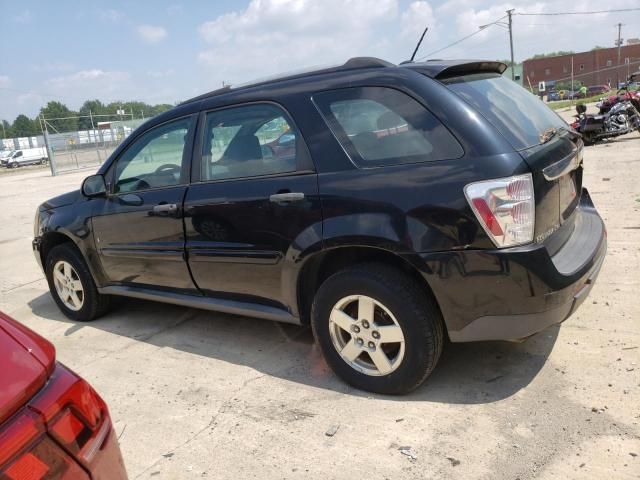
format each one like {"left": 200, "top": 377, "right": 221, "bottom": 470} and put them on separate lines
{"left": 114, "top": 117, "right": 191, "bottom": 193}
{"left": 314, "top": 87, "right": 463, "bottom": 167}
{"left": 200, "top": 104, "right": 299, "bottom": 181}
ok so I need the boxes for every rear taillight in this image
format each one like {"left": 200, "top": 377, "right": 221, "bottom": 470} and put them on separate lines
{"left": 0, "top": 365, "right": 112, "bottom": 480}
{"left": 464, "top": 173, "right": 535, "bottom": 248}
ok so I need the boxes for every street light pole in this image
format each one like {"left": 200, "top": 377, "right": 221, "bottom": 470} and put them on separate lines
{"left": 507, "top": 9, "right": 515, "bottom": 81}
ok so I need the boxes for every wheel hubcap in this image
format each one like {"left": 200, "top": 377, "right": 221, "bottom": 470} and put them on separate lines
{"left": 328, "top": 295, "right": 405, "bottom": 376}
{"left": 52, "top": 261, "right": 84, "bottom": 311}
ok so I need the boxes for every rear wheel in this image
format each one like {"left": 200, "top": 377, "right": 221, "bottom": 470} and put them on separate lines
{"left": 45, "top": 243, "right": 111, "bottom": 321}
{"left": 40, "top": 158, "right": 48, "bottom": 165}
{"left": 311, "top": 263, "right": 444, "bottom": 394}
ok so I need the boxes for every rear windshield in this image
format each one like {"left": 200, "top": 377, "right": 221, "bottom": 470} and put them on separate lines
{"left": 443, "top": 73, "right": 567, "bottom": 150}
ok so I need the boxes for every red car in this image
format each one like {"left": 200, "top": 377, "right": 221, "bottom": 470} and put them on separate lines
{"left": 0, "top": 311, "right": 127, "bottom": 479}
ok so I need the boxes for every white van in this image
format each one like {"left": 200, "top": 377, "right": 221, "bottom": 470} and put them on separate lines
{"left": 1, "top": 147, "right": 48, "bottom": 168}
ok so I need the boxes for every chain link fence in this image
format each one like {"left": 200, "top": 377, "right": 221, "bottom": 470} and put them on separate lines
{"left": 0, "top": 115, "right": 148, "bottom": 175}
{"left": 40, "top": 116, "right": 147, "bottom": 174}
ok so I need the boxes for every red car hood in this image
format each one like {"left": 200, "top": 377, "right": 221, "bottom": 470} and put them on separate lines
{"left": 0, "top": 312, "right": 55, "bottom": 424}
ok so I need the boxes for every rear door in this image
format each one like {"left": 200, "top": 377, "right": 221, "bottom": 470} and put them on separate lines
{"left": 184, "top": 103, "right": 320, "bottom": 310}
{"left": 91, "top": 115, "right": 197, "bottom": 291}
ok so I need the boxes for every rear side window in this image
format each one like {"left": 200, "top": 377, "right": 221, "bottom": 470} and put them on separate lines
{"left": 443, "top": 73, "right": 567, "bottom": 150}
{"left": 200, "top": 104, "right": 299, "bottom": 182}
{"left": 313, "top": 87, "right": 463, "bottom": 167}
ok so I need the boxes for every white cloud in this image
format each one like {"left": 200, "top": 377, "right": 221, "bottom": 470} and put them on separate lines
{"left": 136, "top": 25, "right": 168, "bottom": 44}
{"left": 197, "top": 0, "right": 407, "bottom": 83}
{"left": 12, "top": 10, "right": 32, "bottom": 24}
{"left": 401, "top": 1, "right": 435, "bottom": 39}
{"left": 0, "top": 75, "right": 10, "bottom": 88}
{"left": 437, "top": 0, "right": 640, "bottom": 61}
{"left": 100, "top": 9, "right": 125, "bottom": 22}
{"left": 147, "top": 69, "right": 175, "bottom": 78}
{"left": 44, "top": 70, "right": 131, "bottom": 104}
{"left": 167, "top": 4, "right": 183, "bottom": 16}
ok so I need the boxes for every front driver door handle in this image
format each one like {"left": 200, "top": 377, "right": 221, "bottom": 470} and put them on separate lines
{"left": 151, "top": 203, "right": 178, "bottom": 216}
{"left": 269, "top": 192, "right": 305, "bottom": 203}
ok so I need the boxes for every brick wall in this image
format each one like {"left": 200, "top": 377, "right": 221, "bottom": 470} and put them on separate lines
{"left": 522, "top": 44, "right": 640, "bottom": 88}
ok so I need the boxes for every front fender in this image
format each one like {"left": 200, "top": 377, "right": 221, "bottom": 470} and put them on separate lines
{"left": 39, "top": 202, "right": 107, "bottom": 287}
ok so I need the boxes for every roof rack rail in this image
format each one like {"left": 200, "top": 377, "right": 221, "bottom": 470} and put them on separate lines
{"left": 180, "top": 85, "right": 231, "bottom": 105}
{"left": 340, "top": 57, "right": 395, "bottom": 69}
{"left": 181, "top": 57, "right": 394, "bottom": 105}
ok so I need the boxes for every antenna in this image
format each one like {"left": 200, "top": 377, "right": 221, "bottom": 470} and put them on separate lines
{"left": 409, "top": 27, "right": 429, "bottom": 63}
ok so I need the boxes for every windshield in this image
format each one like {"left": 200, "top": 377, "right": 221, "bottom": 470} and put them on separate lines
{"left": 443, "top": 73, "right": 567, "bottom": 150}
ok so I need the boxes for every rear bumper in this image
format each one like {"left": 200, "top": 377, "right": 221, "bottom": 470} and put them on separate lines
{"left": 420, "top": 189, "right": 606, "bottom": 342}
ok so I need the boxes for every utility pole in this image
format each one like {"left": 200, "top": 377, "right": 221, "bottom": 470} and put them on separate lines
{"left": 571, "top": 56, "right": 574, "bottom": 104}
{"left": 616, "top": 23, "right": 624, "bottom": 87}
{"left": 507, "top": 9, "right": 515, "bottom": 81}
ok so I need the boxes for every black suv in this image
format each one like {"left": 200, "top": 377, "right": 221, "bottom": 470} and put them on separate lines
{"left": 33, "top": 58, "right": 606, "bottom": 394}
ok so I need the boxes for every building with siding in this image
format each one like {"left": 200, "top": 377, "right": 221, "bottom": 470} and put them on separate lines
{"left": 522, "top": 43, "right": 640, "bottom": 88}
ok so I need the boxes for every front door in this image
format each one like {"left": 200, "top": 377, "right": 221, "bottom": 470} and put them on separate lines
{"left": 91, "top": 115, "right": 197, "bottom": 292}
{"left": 183, "top": 103, "right": 321, "bottom": 311}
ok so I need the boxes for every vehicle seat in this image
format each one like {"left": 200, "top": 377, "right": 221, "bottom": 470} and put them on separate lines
{"left": 221, "top": 134, "right": 265, "bottom": 177}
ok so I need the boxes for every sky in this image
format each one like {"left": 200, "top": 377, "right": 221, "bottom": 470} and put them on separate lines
{"left": 1, "top": 0, "right": 639, "bottom": 121}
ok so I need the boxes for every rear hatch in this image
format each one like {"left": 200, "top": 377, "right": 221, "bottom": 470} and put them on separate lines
{"left": 0, "top": 312, "right": 55, "bottom": 423}
{"left": 439, "top": 71, "right": 583, "bottom": 250}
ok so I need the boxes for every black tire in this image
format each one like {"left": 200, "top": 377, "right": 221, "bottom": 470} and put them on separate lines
{"left": 10, "top": 162, "right": 18, "bottom": 169}
{"left": 311, "top": 263, "right": 444, "bottom": 395}
{"left": 45, "top": 243, "right": 111, "bottom": 322}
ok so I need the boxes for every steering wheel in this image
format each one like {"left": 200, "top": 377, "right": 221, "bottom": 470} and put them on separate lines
{"left": 155, "top": 164, "right": 181, "bottom": 176}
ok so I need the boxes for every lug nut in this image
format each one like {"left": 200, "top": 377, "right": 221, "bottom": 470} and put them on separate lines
{"left": 357, "top": 338, "right": 364, "bottom": 346}
{"left": 372, "top": 331, "right": 380, "bottom": 339}
{"left": 362, "top": 320, "right": 370, "bottom": 329}
{"left": 352, "top": 325, "right": 360, "bottom": 333}
{"left": 368, "top": 341, "right": 375, "bottom": 348}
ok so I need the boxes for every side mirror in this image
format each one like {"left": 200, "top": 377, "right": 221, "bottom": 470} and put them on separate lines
{"left": 82, "top": 174, "right": 107, "bottom": 197}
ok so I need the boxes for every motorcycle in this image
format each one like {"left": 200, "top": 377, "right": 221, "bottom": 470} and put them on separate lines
{"left": 596, "top": 73, "right": 640, "bottom": 114}
{"left": 571, "top": 96, "right": 640, "bottom": 145}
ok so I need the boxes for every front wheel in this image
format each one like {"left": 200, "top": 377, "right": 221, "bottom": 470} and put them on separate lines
{"left": 10, "top": 161, "right": 18, "bottom": 168}
{"left": 45, "top": 243, "right": 111, "bottom": 321}
{"left": 311, "top": 263, "right": 444, "bottom": 395}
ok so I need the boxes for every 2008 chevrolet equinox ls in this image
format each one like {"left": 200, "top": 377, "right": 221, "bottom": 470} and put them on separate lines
{"left": 33, "top": 58, "right": 606, "bottom": 394}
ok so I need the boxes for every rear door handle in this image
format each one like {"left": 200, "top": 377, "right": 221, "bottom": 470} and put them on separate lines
{"left": 151, "top": 203, "right": 178, "bottom": 216}
{"left": 269, "top": 192, "right": 305, "bottom": 203}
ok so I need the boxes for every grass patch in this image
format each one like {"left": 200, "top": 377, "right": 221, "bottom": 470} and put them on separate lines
{"left": 548, "top": 94, "right": 606, "bottom": 111}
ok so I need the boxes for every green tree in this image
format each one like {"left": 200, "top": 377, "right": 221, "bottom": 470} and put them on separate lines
{"left": 12, "top": 115, "right": 39, "bottom": 137}
{"left": 40, "top": 101, "right": 78, "bottom": 133}
{"left": 78, "top": 99, "right": 107, "bottom": 130}
{"left": 150, "top": 103, "right": 173, "bottom": 116}
{"left": 529, "top": 50, "right": 575, "bottom": 60}
{"left": 0, "top": 120, "right": 13, "bottom": 139}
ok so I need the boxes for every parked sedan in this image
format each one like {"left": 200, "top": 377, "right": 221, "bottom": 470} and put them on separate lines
{"left": 0, "top": 311, "right": 127, "bottom": 479}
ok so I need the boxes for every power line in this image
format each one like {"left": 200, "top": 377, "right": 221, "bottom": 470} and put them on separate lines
{"left": 517, "top": 8, "right": 640, "bottom": 16}
{"left": 417, "top": 15, "right": 507, "bottom": 60}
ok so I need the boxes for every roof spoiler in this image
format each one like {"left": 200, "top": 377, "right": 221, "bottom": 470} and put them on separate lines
{"left": 434, "top": 61, "right": 508, "bottom": 79}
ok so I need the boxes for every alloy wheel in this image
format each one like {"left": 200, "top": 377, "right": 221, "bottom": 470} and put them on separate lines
{"left": 52, "top": 260, "right": 84, "bottom": 311}
{"left": 328, "top": 295, "right": 405, "bottom": 376}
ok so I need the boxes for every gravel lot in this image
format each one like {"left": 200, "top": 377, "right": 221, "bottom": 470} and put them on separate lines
{"left": 1, "top": 126, "right": 639, "bottom": 479}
